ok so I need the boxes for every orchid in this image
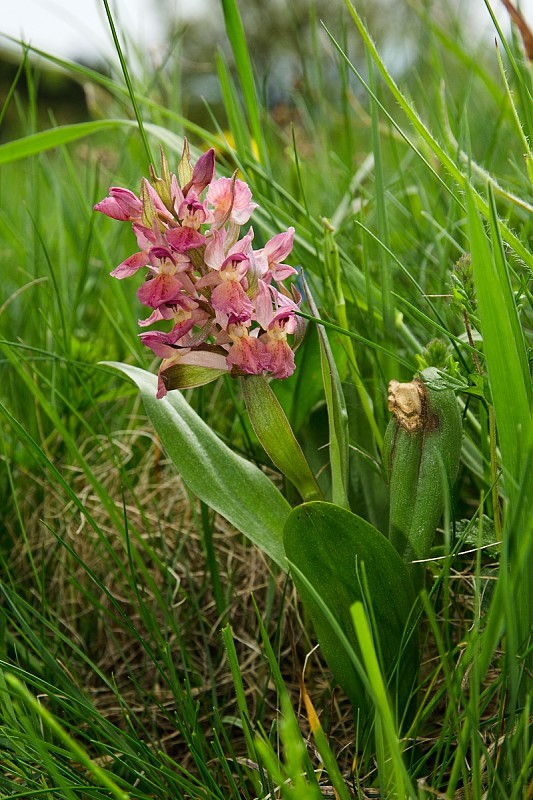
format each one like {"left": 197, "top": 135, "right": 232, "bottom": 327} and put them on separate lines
{"left": 95, "top": 142, "right": 302, "bottom": 396}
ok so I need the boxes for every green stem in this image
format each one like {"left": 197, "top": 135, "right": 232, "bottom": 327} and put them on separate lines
{"left": 241, "top": 374, "right": 323, "bottom": 503}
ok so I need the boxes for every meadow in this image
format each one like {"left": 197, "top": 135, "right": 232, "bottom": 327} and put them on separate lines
{"left": 0, "top": 0, "right": 532, "bottom": 797}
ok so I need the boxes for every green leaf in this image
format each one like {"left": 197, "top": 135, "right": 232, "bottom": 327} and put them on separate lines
{"left": 241, "top": 374, "right": 323, "bottom": 502}
{"left": 466, "top": 183, "right": 533, "bottom": 712}
{"left": 215, "top": 51, "right": 251, "bottom": 159}
{"left": 161, "top": 363, "right": 227, "bottom": 390}
{"left": 283, "top": 502, "right": 419, "bottom": 728}
{"left": 104, "top": 363, "right": 290, "bottom": 569}
{"left": 466, "top": 184, "right": 532, "bottom": 498}
{"left": 351, "top": 604, "right": 416, "bottom": 798}
{"left": 0, "top": 120, "right": 124, "bottom": 165}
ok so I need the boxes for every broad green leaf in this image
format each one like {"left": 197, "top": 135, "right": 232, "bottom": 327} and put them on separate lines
{"left": 283, "top": 502, "right": 419, "bottom": 728}
{"left": 104, "top": 363, "right": 290, "bottom": 569}
{"left": 241, "top": 374, "right": 323, "bottom": 502}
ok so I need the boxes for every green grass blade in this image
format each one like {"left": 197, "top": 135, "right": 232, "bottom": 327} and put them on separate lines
{"left": 299, "top": 686, "right": 353, "bottom": 800}
{"left": 215, "top": 50, "right": 252, "bottom": 157}
{"left": 341, "top": 0, "right": 533, "bottom": 271}
{"left": 220, "top": 0, "right": 267, "bottom": 165}
{"left": 5, "top": 674, "right": 130, "bottom": 800}
{"left": 0, "top": 120, "right": 125, "bottom": 165}
{"left": 251, "top": 596, "right": 320, "bottom": 788}
{"left": 486, "top": 185, "right": 531, "bottom": 394}
{"left": 465, "top": 181, "right": 533, "bottom": 725}
{"left": 351, "top": 603, "right": 415, "bottom": 799}
{"left": 254, "top": 694, "right": 324, "bottom": 800}
{"left": 221, "top": 625, "right": 262, "bottom": 794}
{"left": 101, "top": 0, "right": 153, "bottom": 165}
{"left": 368, "top": 55, "right": 394, "bottom": 380}
{"left": 302, "top": 276, "right": 350, "bottom": 507}
{"left": 465, "top": 184, "right": 531, "bottom": 493}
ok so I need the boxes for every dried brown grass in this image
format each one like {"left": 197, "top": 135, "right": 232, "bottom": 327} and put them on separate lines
{"left": 2, "top": 428, "right": 504, "bottom": 793}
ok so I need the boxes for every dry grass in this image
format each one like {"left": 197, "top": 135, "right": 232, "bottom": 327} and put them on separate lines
{"left": 2, "top": 427, "right": 507, "bottom": 794}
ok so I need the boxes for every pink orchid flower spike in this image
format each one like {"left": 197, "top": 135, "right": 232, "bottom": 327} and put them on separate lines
{"left": 94, "top": 143, "right": 301, "bottom": 394}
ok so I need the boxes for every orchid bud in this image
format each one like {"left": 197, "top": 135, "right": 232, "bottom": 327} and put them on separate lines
{"left": 183, "top": 148, "right": 216, "bottom": 196}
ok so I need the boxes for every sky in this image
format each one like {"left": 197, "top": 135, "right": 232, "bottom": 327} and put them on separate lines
{"left": 0, "top": 0, "right": 532, "bottom": 63}
{"left": 0, "top": 0, "right": 201, "bottom": 62}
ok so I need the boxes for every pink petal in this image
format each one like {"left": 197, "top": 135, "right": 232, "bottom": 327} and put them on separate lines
{"left": 139, "top": 331, "right": 178, "bottom": 359}
{"left": 253, "top": 280, "right": 274, "bottom": 329}
{"left": 211, "top": 281, "right": 253, "bottom": 323}
{"left": 110, "top": 251, "right": 148, "bottom": 278}
{"left": 228, "top": 226, "right": 255, "bottom": 257}
{"left": 205, "top": 177, "right": 232, "bottom": 216}
{"left": 138, "top": 302, "right": 194, "bottom": 326}
{"left": 137, "top": 273, "right": 184, "bottom": 308}
{"left": 177, "top": 193, "right": 211, "bottom": 227}
{"left": 94, "top": 187, "right": 142, "bottom": 221}
{"left": 206, "top": 177, "right": 258, "bottom": 225}
{"left": 138, "top": 308, "right": 165, "bottom": 326}
{"left": 178, "top": 350, "right": 228, "bottom": 370}
{"left": 221, "top": 252, "right": 249, "bottom": 279}
{"left": 204, "top": 229, "right": 226, "bottom": 270}
{"left": 132, "top": 222, "right": 159, "bottom": 251}
{"left": 231, "top": 180, "right": 258, "bottom": 225}
{"left": 270, "top": 308, "right": 298, "bottom": 334}
{"left": 270, "top": 263, "right": 297, "bottom": 282}
{"left": 226, "top": 335, "right": 267, "bottom": 375}
{"left": 264, "top": 227, "right": 295, "bottom": 262}
{"left": 263, "top": 338, "right": 295, "bottom": 379}
{"left": 166, "top": 226, "right": 206, "bottom": 252}
{"left": 139, "top": 318, "right": 196, "bottom": 357}
{"left": 156, "top": 373, "right": 168, "bottom": 399}
{"left": 182, "top": 148, "right": 216, "bottom": 195}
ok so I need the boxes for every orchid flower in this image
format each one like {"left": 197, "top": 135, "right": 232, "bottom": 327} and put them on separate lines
{"left": 95, "top": 140, "right": 302, "bottom": 396}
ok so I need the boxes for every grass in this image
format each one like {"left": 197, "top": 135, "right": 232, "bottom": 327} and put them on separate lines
{"left": 0, "top": 0, "right": 532, "bottom": 797}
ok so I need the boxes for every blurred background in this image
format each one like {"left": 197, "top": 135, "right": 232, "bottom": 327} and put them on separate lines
{"left": 1, "top": 0, "right": 531, "bottom": 142}
{"left": 1, "top": 0, "right": 527, "bottom": 62}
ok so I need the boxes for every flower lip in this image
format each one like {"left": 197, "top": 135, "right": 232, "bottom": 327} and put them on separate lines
{"left": 166, "top": 226, "right": 206, "bottom": 253}
{"left": 149, "top": 245, "right": 176, "bottom": 264}
{"left": 221, "top": 252, "right": 249, "bottom": 275}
